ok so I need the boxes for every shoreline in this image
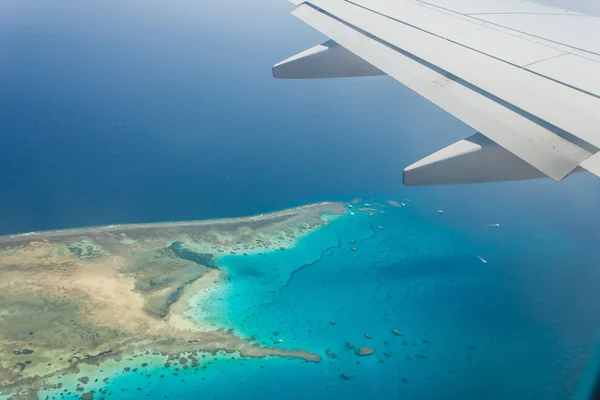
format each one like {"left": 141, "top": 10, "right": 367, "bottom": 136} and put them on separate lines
{"left": 167, "top": 268, "right": 224, "bottom": 332}
{"left": 37, "top": 344, "right": 321, "bottom": 400}
{"left": 0, "top": 202, "right": 346, "bottom": 246}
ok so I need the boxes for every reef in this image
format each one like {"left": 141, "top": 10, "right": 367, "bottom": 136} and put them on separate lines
{"left": 0, "top": 202, "right": 345, "bottom": 399}
{"left": 356, "top": 347, "right": 374, "bottom": 356}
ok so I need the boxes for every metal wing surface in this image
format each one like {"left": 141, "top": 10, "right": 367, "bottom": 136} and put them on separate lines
{"left": 274, "top": 0, "right": 600, "bottom": 185}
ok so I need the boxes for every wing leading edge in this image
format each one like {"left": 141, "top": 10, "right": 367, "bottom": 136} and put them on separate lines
{"left": 273, "top": 0, "right": 600, "bottom": 185}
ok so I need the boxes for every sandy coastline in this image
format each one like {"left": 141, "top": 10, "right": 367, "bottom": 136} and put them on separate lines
{"left": 167, "top": 268, "right": 224, "bottom": 332}
{"left": 0, "top": 202, "right": 345, "bottom": 246}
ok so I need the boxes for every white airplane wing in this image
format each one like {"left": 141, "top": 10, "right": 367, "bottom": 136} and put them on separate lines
{"left": 273, "top": 0, "right": 600, "bottom": 185}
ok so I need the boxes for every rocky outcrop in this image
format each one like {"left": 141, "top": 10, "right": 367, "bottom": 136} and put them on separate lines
{"left": 386, "top": 200, "right": 403, "bottom": 208}
{"left": 356, "top": 347, "right": 374, "bottom": 356}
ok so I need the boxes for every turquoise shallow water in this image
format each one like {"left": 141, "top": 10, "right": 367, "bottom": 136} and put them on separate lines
{"left": 39, "top": 200, "right": 600, "bottom": 400}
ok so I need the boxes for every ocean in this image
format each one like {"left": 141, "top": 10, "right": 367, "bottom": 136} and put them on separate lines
{"left": 2, "top": 1, "right": 600, "bottom": 399}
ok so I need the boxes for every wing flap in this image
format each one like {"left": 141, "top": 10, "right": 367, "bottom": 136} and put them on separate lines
{"left": 292, "top": 3, "right": 591, "bottom": 180}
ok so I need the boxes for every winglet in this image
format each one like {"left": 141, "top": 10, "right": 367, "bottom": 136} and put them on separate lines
{"left": 273, "top": 40, "right": 385, "bottom": 79}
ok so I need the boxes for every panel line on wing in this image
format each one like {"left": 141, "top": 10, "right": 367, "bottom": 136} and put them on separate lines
{"left": 344, "top": 0, "right": 600, "bottom": 101}
{"left": 410, "top": 0, "right": 582, "bottom": 15}
{"left": 522, "top": 53, "right": 567, "bottom": 68}
{"left": 464, "top": 14, "right": 600, "bottom": 57}
{"left": 525, "top": 69, "right": 600, "bottom": 101}
{"left": 346, "top": 0, "right": 524, "bottom": 67}
{"left": 405, "top": 0, "right": 600, "bottom": 56}
{"left": 357, "top": 0, "right": 600, "bottom": 63}
{"left": 466, "top": 12, "right": 592, "bottom": 16}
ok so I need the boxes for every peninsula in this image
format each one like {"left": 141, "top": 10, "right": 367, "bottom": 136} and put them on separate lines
{"left": 0, "top": 202, "right": 345, "bottom": 399}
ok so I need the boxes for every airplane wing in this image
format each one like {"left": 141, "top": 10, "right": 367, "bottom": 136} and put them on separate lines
{"left": 273, "top": 0, "right": 600, "bottom": 185}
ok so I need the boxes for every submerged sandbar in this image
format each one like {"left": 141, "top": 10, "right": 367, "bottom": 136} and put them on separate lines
{"left": 0, "top": 202, "right": 345, "bottom": 399}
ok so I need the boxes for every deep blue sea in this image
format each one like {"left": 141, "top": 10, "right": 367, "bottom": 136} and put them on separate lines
{"left": 2, "top": 1, "right": 600, "bottom": 399}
